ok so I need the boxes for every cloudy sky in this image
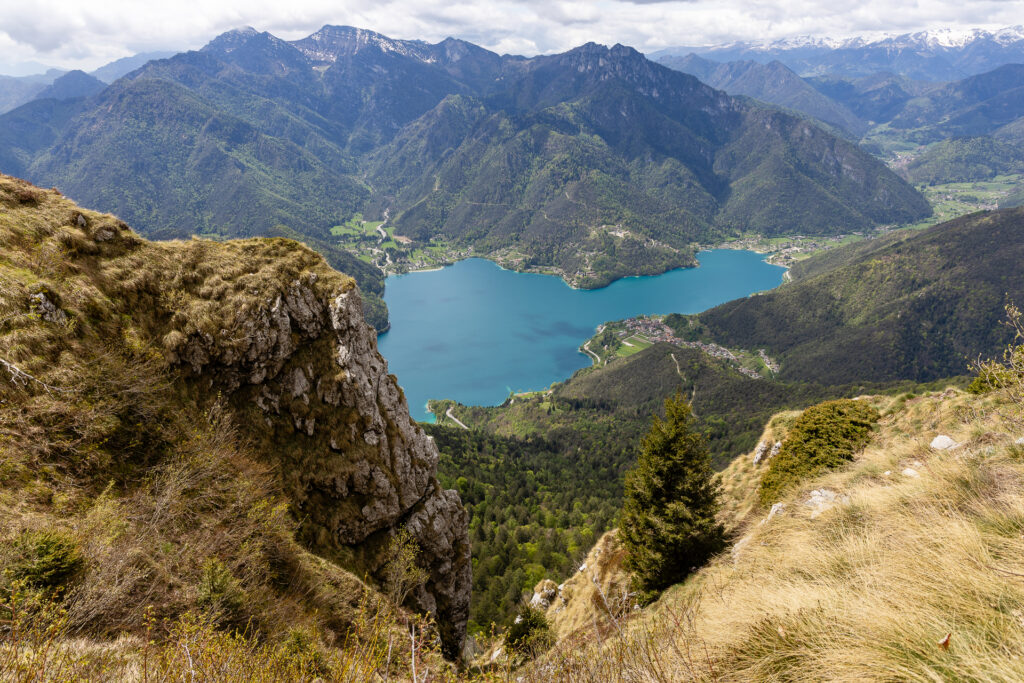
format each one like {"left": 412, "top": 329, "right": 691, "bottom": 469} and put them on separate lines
{"left": 1, "top": 0, "right": 1023, "bottom": 75}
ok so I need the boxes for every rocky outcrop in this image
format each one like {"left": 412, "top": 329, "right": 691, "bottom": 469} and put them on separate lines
{"left": 163, "top": 251, "right": 471, "bottom": 658}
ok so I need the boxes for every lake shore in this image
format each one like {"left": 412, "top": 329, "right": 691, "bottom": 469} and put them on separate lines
{"left": 378, "top": 251, "right": 786, "bottom": 421}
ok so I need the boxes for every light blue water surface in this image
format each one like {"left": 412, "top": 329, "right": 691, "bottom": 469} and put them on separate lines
{"left": 377, "top": 250, "right": 785, "bottom": 421}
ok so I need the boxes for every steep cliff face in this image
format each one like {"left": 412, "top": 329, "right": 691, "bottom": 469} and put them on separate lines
{"left": 0, "top": 174, "right": 470, "bottom": 657}
{"left": 163, "top": 254, "right": 472, "bottom": 655}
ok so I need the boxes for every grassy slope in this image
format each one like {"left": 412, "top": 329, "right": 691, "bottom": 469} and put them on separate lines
{"left": 0, "top": 175, "right": 436, "bottom": 677}
{"left": 519, "top": 387, "right": 1024, "bottom": 681}
{"left": 433, "top": 343, "right": 945, "bottom": 632}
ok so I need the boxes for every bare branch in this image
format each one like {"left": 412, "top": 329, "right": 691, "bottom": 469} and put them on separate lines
{"left": 0, "top": 356, "right": 66, "bottom": 394}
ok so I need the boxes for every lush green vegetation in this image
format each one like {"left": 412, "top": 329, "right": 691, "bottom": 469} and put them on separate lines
{"left": 620, "top": 394, "right": 724, "bottom": 603}
{"left": 899, "top": 137, "right": 1024, "bottom": 185}
{"left": 431, "top": 339, "right": 946, "bottom": 631}
{"left": 504, "top": 607, "right": 553, "bottom": 657}
{"left": 689, "top": 208, "right": 1024, "bottom": 385}
{"left": 758, "top": 399, "right": 880, "bottom": 505}
{"left": 429, "top": 425, "right": 621, "bottom": 633}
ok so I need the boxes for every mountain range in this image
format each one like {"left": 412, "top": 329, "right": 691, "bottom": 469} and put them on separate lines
{"left": 0, "top": 51, "right": 176, "bottom": 113}
{"left": 652, "top": 26, "right": 1024, "bottom": 80}
{"left": 0, "top": 25, "right": 929, "bottom": 304}
{"left": 660, "top": 54, "right": 1024, "bottom": 144}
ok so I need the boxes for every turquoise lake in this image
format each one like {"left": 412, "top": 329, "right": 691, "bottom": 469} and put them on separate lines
{"left": 377, "top": 250, "right": 786, "bottom": 422}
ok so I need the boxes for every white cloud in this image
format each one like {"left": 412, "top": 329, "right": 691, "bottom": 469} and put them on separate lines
{"left": 0, "top": 0, "right": 1021, "bottom": 74}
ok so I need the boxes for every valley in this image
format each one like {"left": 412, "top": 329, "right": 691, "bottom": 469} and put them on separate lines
{"left": 3, "top": 12, "right": 1024, "bottom": 681}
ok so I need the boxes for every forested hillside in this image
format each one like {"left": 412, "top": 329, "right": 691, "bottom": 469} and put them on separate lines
{"left": 430, "top": 340, "right": 948, "bottom": 629}
{"left": 687, "top": 208, "right": 1024, "bottom": 384}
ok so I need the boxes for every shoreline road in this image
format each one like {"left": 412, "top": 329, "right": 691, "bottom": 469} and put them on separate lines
{"left": 582, "top": 341, "right": 601, "bottom": 364}
{"left": 446, "top": 406, "right": 470, "bottom": 430}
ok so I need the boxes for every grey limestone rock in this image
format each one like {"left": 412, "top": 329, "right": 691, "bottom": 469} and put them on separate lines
{"left": 29, "top": 292, "right": 67, "bottom": 324}
{"left": 169, "top": 273, "right": 470, "bottom": 658}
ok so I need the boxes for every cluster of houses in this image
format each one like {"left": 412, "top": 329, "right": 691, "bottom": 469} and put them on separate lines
{"left": 619, "top": 317, "right": 767, "bottom": 380}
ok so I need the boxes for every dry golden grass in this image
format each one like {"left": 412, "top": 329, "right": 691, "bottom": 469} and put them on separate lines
{"left": 502, "top": 389, "right": 1024, "bottom": 682}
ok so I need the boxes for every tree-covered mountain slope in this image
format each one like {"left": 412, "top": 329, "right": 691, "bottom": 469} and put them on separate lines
{"left": 0, "top": 27, "right": 930, "bottom": 294}
{"left": 897, "top": 136, "right": 1024, "bottom": 184}
{"left": 370, "top": 44, "right": 928, "bottom": 285}
{"left": 684, "top": 208, "right": 1024, "bottom": 385}
{"left": 884, "top": 64, "right": 1024, "bottom": 142}
{"left": 0, "top": 174, "right": 470, "bottom": 659}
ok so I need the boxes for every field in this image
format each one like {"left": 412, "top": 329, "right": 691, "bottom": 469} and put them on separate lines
{"left": 901, "top": 174, "right": 1024, "bottom": 230}
{"left": 329, "top": 213, "right": 467, "bottom": 272}
{"left": 615, "top": 334, "right": 654, "bottom": 357}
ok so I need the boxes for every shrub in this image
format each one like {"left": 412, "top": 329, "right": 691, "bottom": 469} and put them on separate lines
{"left": 4, "top": 530, "right": 84, "bottom": 594}
{"left": 505, "top": 606, "right": 553, "bottom": 656}
{"left": 281, "top": 626, "right": 330, "bottom": 676}
{"left": 196, "top": 557, "right": 245, "bottom": 625}
{"left": 619, "top": 393, "right": 724, "bottom": 603}
{"left": 758, "top": 399, "right": 880, "bottom": 506}
{"left": 381, "top": 527, "right": 427, "bottom": 608}
{"left": 970, "top": 303, "right": 1024, "bottom": 401}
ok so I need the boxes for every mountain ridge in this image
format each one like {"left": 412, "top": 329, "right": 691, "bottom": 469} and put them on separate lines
{"left": 652, "top": 25, "right": 1024, "bottom": 79}
{"left": 0, "top": 25, "right": 930, "bottom": 301}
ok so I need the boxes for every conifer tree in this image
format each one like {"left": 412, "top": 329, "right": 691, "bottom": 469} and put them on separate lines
{"left": 620, "top": 393, "right": 724, "bottom": 602}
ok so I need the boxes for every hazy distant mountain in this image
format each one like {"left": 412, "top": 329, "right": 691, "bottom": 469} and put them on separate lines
{"left": 887, "top": 64, "right": 1024, "bottom": 141}
{"left": 652, "top": 26, "right": 1024, "bottom": 80}
{"left": 0, "top": 68, "right": 66, "bottom": 113}
{"left": 662, "top": 50, "right": 1024, "bottom": 152}
{"left": 0, "top": 51, "right": 178, "bottom": 114}
{"left": 35, "top": 70, "right": 106, "bottom": 100}
{"left": 89, "top": 51, "right": 178, "bottom": 83}
{"left": 0, "top": 26, "right": 928, "bottom": 293}
{"left": 805, "top": 71, "right": 937, "bottom": 124}
{"left": 659, "top": 53, "right": 867, "bottom": 136}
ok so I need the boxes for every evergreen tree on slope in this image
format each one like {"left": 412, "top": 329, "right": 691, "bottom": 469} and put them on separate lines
{"left": 620, "top": 393, "right": 724, "bottom": 602}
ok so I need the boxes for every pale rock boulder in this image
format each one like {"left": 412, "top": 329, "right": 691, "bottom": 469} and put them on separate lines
{"left": 752, "top": 441, "right": 768, "bottom": 465}
{"left": 804, "top": 489, "right": 849, "bottom": 519}
{"left": 529, "top": 579, "right": 559, "bottom": 609}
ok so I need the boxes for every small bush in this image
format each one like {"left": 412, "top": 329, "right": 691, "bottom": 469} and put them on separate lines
{"left": 382, "top": 527, "right": 427, "bottom": 608}
{"left": 4, "top": 530, "right": 84, "bottom": 594}
{"left": 759, "top": 399, "right": 880, "bottom": 506}
{"left": 14, "top": 187, "right": 41, "bottom": 204}
{"left": 281, "top": 626, "right": 330, "bottom": 676}
{"left": 196, "top": 557, "right": 245, "bottom": 624}
{"left": 505, "top": 606, "right": 553, "bottom": 656}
